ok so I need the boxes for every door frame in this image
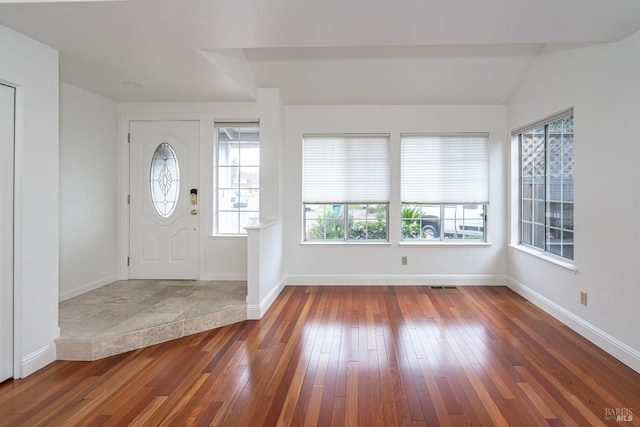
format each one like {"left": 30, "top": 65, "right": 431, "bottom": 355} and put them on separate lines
{"left": 119, "top": 113, "right": 210, "bottom": 280}
{"left": 1, "top": 80, "right": 23, "bottom": 379}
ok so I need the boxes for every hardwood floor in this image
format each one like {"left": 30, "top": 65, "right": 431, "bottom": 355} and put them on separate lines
{"left": 1, "top": 286, "right": 639, "bottom": 426}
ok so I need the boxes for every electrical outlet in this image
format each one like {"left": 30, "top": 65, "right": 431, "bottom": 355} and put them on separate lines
{"left": 580, "top": 291, "right": 587, "bottom": 306}
{"left": 401, "top": 256, "right": 408, "bottom": 266}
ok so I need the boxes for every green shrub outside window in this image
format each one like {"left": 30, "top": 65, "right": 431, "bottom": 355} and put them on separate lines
{"left": 304, "top": 204, "right": 388, "bottom": 241}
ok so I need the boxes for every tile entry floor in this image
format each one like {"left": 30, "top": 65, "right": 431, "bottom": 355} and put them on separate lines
{"left": 57, "top": 280, "right": 247, "bottom": 361}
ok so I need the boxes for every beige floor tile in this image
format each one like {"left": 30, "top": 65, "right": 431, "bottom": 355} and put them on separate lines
{"left": 57, "top": 279, "right": 248, "bottom": 361}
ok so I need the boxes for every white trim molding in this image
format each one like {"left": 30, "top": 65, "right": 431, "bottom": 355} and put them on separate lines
{"left": 203, "top": 274, "right": 248, "bottom": 282}
{"left": 59, "top": 274, "right": 119, "bottom": 302}
{"left": 247, "top": 278, "right": 285, "bottom": 320}
{"left": 507, "top": 276, "right": 640, "bottom": 374}
{"left": 285, "top": 274, "right": 506, "bottom": 287}
{"left": 20, "top": 342, "right": 57, "bottom": 378}
{"left": 508, "top": 244, "right": 576, "bottom": 273}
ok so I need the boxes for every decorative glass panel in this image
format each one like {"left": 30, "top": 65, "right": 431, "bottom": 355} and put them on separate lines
{"left": 150, "top": 142, "right": 180, "bottom": 218}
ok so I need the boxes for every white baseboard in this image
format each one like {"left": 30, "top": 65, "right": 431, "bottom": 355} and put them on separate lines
{"left": 247, "top": 278, "right": 286, "bottom": 320}
{"left": 20, "top": 342, "right": 57, "bottom": 378}
{"left": 507, "top": 276, "right": 640, "bottom": 374}
{"left": 59, "top": 274, "right": 119, "bottom": 302}
{"left": 285, "top": 274, "right": 506, "bottom": 287}
{"left": 203, "top": 273, "right": 248, "bottom": 282}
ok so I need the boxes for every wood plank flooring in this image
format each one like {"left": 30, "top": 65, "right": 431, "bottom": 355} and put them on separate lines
{"left": 1, "top": 286, "right": 639, "bottom": 426}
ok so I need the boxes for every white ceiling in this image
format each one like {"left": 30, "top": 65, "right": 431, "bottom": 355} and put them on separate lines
{"left": 1, "top": 0, "right": 640, "bottom": 104}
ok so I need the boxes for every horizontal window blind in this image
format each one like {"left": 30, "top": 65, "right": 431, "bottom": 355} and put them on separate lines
{"left": 303, "top": 134, "right": 390, "bottom": 203}
{"left": 401, "top": 134, "right": 489, "bottom": 204}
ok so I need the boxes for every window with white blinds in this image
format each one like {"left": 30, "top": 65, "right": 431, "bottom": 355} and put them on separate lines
{"left": 303, "top": 134, "right": 390, "bottom": 203}
{"left": 401, "top": 134, "right": 489, "bottom": 204}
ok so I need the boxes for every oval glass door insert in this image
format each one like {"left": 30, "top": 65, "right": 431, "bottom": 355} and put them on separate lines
{"left": 150, "top": 142, "right": 180, "bottom": 218}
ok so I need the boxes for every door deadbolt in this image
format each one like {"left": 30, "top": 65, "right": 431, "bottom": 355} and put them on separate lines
{"left": 191, "top": 209, "right": 198, "bottom": 215}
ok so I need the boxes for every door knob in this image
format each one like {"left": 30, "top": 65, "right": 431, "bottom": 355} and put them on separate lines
{"left": 191, "top": 209, "right": 198, "bottom": 215}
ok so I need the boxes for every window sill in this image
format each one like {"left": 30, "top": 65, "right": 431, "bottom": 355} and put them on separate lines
{"left": 508, "top": 244, "right": 577, "bottom": 273}
{"left": 210, "top": 234, "right": 247, "bottom": 239}
{"left": 300, "top": 241, "right": 392, "bottom": 246}
{"left": 398, "top": 241, "right": 492, "bottom": 247}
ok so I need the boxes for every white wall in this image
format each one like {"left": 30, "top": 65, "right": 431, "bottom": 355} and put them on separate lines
{"left": 246, "top": 89, "right": 286, "bottom": 318}
{"left": 0, "top": 24, "right": 59, "bottom": 377}
{"left": 118, "top": 89, "right": 285, "bottom": 281}
{"left": 59, "top": 83, "right": 118, "bottom": 300}
{"left": 284, "top": 105, "right": 508, "bottom": 285}
{"left": 507, "top": 32, "right": 640, "bottom": 372}
{"left": 247, "top": 220, "right": 285, "bottom": 318}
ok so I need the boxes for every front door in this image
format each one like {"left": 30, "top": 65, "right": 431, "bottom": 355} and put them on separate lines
{"left": 129, "top": 121, "right": 199, "bottom": 279}
{"left": 0, "top": 83, "right": 15, "bottom": 382}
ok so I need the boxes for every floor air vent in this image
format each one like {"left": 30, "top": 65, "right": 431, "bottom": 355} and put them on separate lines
{"left": 429, "top": 286, "right": 458, "bottom": 290}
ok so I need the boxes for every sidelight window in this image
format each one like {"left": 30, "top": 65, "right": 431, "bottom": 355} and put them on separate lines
{"left": 215, "top": 123, "right": 260, "bottom": 234}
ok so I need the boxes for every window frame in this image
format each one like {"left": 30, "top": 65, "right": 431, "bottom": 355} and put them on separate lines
{"left": 401, "top": 203, "right": 487, "bottom": 242}
{"left": 303, "top": 203, "right": 389, "bottom": 242}
{"left": 302, "top": 134, "right": 390, "bottom": 243}
{"left": 214, "top": 122, "right": 260, "bottom": 236}
{"left": 400, "top": 133, "right": 489, "bottom": 243}
{"left": 515, "top": 109, "right": 574, "bottom": 261}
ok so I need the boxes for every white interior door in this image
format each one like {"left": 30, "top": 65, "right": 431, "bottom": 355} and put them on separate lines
{"left": 129, "top": 121, "right": 199, "bottom": 279}
{"left": 0, "top": 83, "right": 15, "bottom": 382}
